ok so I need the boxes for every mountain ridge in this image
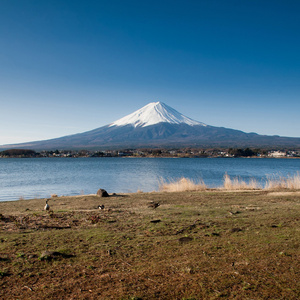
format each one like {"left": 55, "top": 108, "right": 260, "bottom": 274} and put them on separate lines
{"left": 1, "top": 102, "right": 300, "bottom": 150}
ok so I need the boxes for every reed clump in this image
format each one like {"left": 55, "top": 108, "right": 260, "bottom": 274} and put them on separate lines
{"left": 264, "top": 172, "right": 300, "bottom": 190}
{"left": 222, "top": 173, "right": 261, "bottom": 190}
{"left": 159, "top": 177, "right": 207, "bottom": 192}
{"left": 220, "top": 173, "right": 300, "bottom": 190}
{"left": 159, "top": 173, "right": 300, "bottom": 192}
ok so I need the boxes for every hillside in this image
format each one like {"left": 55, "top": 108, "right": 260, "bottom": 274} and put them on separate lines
{"left": 1, "top": 102, "right": 300, "bottom": 150}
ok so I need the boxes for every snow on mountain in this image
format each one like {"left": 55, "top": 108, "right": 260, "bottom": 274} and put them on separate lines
{"left": 3, "top": 101, "right": 300, "bottom": 151}
{"left": 109, "top": 101, "right": 206, "bottom": 128}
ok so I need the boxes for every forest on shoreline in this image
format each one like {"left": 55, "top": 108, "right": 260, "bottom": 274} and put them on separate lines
{"left": 1, "top": 147, "right": 300, "bottom": 158}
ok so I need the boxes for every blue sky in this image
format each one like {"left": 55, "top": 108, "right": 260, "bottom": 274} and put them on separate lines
{"left": 1, "top": 0, "right": 299, "bottom": 145}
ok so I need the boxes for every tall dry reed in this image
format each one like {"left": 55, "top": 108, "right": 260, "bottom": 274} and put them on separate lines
{"left": 264, "top": 172, "right": 300, "bottom": 190}
{"left": 222, "top": 173, "right": 261, "bottom": 190}
{"left": 158, "top": 173, "right": 300, "bottom": 192}
{"left": 159, "top": 177, "right": 207, "bottom": 192}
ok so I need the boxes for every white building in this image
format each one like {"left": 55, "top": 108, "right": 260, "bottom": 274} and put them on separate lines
{"left": 268, "top": 151, "right": 286, "bottom": 157}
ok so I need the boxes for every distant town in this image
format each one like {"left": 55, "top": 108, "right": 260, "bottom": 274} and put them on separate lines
{"left": 1, "top": 148, "right": 300, "bottom": 158}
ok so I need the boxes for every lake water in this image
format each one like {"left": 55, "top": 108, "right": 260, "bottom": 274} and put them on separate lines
{"left": 1, "top": 157, "right": 300, "bottom": 201}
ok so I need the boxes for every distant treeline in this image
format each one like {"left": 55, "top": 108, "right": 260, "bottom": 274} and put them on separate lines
{"left": 0, "top": 149, "right": 37, "bottom": 157}
{"left": 227, "top": 148, "right": 268, "bottom": 157}
{"left": 1, "top": 147, "right": 299, "bottom": 158}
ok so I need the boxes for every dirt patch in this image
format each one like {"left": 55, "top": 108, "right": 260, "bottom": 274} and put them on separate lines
{"left": 0, "top": 190, "right": 299, "bottom": 299}
{"left": 267, "top": 191, "right": 300, "bottom": 196}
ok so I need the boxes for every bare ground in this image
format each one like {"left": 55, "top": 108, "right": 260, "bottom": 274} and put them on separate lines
{"left": 0, "top": 191, "right": 299, "bottom": 299}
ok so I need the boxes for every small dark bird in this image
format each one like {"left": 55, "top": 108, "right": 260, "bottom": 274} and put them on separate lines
{"left": 44, "top": 199, "right": 50, "bottom": 211}
{"left": 98, "top": 205, "right": 105, "bottom": 210}
{"left": 228, "top": 211, "right": 241, "bottom": 215}
{"left": 148, "top": 202, "right": 160, "bottom": 209}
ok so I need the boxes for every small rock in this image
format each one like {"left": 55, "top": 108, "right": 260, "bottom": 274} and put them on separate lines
{"left": 97, "top": 189, "right": 109, "bottom": 197}
{"left": 39, "top": 250, "right": 74, "bottom": 261}
{"left": 229, "top": 211, "right": 241, "bottom": 215}
{"left": 0, "top": 256, "right": 10, "bottom": 262}
{"left": 150, "top": 219, "right": 161, "bottom": 223}
{"left": 179, "top": 237, "right": 193, "bottom": 243}
{"left": 40, "top": 251, "right": 61, "bottom": 261}
{"left": 231, "top": 227, "right": 243, "bottom": 233}
{"left": 211, "top": 232, "right": 220, "bottom": 236}
{"left": 148, "top": 202, "right": 160, "bottom": 209}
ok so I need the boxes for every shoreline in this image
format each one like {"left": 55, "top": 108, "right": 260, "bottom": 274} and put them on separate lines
{"left": 1, "top": 187, "right": 300, "bottom": 207}
{"left": 1, "top": 155, "right": 300, "bottom": 159}
{"left": 2, "top": 170, "right": 300, "bottom": 202}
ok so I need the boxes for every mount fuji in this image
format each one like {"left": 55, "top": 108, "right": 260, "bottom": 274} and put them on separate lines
{"left": 2, "top": 101, "right": 300, "bottom": 150}
{"left": 109, "top": 102, "right": 206, "bottom": 128}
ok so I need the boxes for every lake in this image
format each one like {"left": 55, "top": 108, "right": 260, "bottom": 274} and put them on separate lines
{"left": 1, "top": 157, "right": 300, "bottom": 201}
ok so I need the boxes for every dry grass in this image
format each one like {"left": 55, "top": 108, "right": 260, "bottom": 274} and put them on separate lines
{"left": 0, "top": 191, "right": 299, "bottom": 299}
{"left": 160, "top": 173, "right": 300, "bottom": 192}
{"left": 222, "top": 173, "right": 261, "bottom": 190}
{"left": 159, "top": 177, "right": 207, "bottom": 192}
{"left": 221, "top": 173, "right": 300, "bottom": 191}
{"left": 264, "top": 172, "right": 300, "bottom": 190}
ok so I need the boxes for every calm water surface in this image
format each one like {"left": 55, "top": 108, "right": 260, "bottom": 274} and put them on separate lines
{"left": 0, "top": 157, "right": 300, "bottom": 201}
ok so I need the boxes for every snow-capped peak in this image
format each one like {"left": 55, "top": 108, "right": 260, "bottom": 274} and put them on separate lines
{"left": 109, "top": 101, "right": 206, "bottom": 128}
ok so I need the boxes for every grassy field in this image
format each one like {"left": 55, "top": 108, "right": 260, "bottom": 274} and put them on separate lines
{"left": 0, "top": 190, "right": 299, "bottom": 299}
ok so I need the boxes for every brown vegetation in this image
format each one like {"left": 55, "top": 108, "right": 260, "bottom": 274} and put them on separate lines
{"left": 159, "top": 173, "right": 300, "bottom": 192}
{"left": 0, "top": 190, "right": 299, "bottom": 299}
{"left": 159, "top": 177, "right": 207, "bottom": 192}
{"left": 222, "top": 174, "right": 261, "bottom": 190}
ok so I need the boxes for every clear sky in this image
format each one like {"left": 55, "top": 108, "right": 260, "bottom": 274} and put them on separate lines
{"left": 1, "top": 0, "right": 299, "bottom": 145}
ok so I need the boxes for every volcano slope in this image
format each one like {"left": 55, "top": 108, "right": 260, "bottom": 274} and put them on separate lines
{"left": 2, "top": 101, "right": 300, "bottom": 150}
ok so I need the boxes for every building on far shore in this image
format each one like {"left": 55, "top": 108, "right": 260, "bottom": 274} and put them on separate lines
{"left": 268, "top": 151, "right": 286, "bottom": 158}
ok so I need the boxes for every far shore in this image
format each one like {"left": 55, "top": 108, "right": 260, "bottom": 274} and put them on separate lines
{"left": 1, "top": 147, "right": 300, "bottom": 158}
